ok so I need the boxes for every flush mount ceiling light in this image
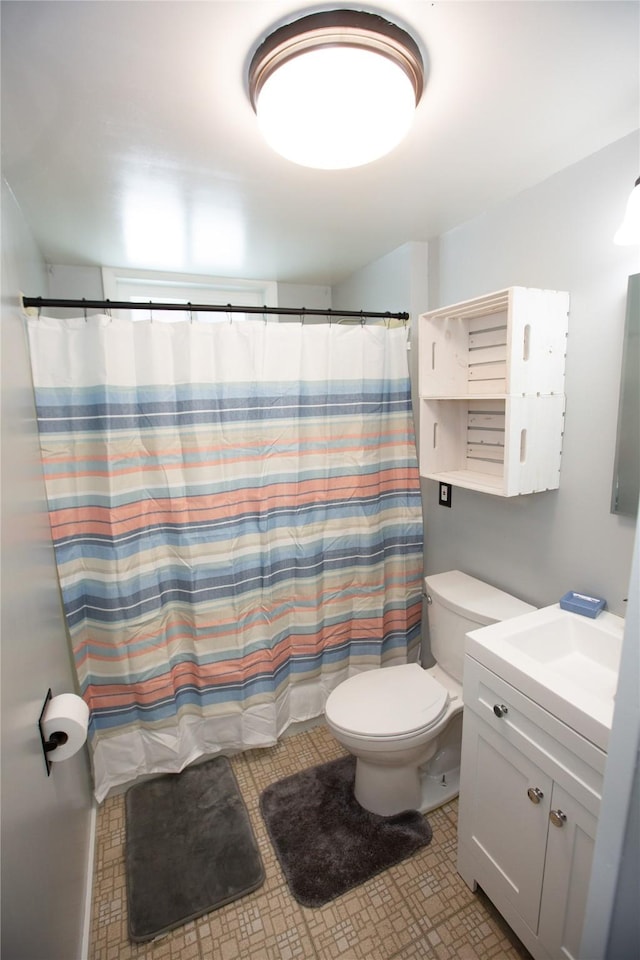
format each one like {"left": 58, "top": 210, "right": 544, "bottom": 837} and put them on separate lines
{"left": 614, "top": 176, "right": 640, "bottom": 245}
{"left": 248, "top": 9, "right": 424, "bottom": 170}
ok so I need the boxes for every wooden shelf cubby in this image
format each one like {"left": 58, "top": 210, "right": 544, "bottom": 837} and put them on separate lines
{"left": 418, "top": 287, "right": 569, "bottom": 497}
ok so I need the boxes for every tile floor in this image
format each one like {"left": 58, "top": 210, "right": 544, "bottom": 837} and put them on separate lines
{"left": 89, "top": 725, "right": 532, "bottom": 960}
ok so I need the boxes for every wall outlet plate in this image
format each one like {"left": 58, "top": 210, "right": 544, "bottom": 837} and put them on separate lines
{"left": 439, "top": 482, "right": 452, "bottom": 507}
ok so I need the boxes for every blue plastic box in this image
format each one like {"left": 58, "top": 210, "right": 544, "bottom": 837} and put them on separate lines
{"left": 559, "top": 591, "right": 606, "bottom": 618}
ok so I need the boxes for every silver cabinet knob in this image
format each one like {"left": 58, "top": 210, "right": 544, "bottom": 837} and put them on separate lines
{"left": 527, "top": 787, "right": 544, "bottom": 804}
{"left": 550, "top": 809, "right": 567, "bottom": 828}
{"left": 493, "top": 703, "right": 509, "bottom": 718}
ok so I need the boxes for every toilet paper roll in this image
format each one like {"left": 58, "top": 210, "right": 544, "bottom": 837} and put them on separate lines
{"left": 42, "top": 693, "right": 89, "bottom": 762}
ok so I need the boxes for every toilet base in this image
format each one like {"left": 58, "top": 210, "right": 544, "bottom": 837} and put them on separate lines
{"left": 353, "top": 756, "right": 422, "bottom": 816}
{"left": 349, "top": 711, "right": 464, "bottom": 817}
{"left": 418, "top": 763, "right": 460, "bottom": 814}
{"left": 353, "top": 756, "right": 460, "bottom": 817}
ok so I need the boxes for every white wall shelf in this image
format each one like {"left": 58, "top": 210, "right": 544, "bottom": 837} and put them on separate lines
{"left": 418, "top": 287, "right": 569, "bottom": 496}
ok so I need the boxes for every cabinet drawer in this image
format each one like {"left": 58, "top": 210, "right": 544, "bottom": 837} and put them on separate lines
{"left": 463, "top": 656, "right": 604, "bottom": 814}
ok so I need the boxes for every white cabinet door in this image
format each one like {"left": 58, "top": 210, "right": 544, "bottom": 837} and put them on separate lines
{"left": 461, "top": 713, "right": 552, "bottom": 933}
{"left": 538, "top": 782, "right": 597, "bottom": 960}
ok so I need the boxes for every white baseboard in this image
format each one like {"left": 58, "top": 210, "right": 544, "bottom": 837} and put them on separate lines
{"left": 79, "top": 802, "right": 98, "bottom": 960}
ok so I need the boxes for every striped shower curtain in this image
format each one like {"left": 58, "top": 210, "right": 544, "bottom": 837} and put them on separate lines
{"left": 28, "top": 316, "right": 424, "bottom": 800}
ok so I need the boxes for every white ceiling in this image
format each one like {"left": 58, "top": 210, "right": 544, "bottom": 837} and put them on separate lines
{"left": 2, "top": 1, "right": 638, "bottom": 286}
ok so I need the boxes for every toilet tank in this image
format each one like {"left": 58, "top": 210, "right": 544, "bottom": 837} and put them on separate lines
{"left": 425, "top": 570, "right": 536, "bottom": 683}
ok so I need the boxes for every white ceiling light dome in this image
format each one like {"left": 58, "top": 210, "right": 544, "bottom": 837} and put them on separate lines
{"left": 248, "top": 9, "right": 424, "bottom": 170}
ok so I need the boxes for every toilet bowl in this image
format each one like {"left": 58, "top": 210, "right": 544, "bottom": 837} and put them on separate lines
{"left": 325, "top": 570, "right": 535, "bottom": 817}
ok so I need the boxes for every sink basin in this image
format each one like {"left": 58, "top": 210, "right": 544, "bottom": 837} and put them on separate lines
{"left": 501, "top": 612, "right": 621, "bottom": 697}
{"left": 466, "top": 604, "right": 625, "bottom": 751}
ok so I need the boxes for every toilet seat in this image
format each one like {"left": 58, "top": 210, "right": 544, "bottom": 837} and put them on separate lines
{"left": 325, "top": 663, "right": 449, "bottom": 740}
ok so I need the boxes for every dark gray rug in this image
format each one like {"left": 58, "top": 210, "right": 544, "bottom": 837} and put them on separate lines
{"left": 125, "top": 756, "right": 264, "bottom": 941}
{"left": 259, "top": 755, "right": 432, "bottom": 908}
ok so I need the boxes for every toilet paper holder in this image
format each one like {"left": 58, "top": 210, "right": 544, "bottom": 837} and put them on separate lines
{"left": 38, "top": 688, "right": 68, "bottom": 775}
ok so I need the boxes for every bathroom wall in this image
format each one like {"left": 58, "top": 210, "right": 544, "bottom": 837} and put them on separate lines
{"left": 1, "top": 181, "right": 94, "bottom": 960}
{"left": 423, "top": 132, "right": 638, "bottom": 616}
{"left": 332, "top": 241, "right": 429, "bottom": 317}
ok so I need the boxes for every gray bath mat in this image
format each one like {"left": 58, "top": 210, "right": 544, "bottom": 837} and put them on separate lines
{"left": 125, "top": 756, "right": 264, "bottom": 941}
{"left": 259, "top": 755, "right": 432, "bottom": 907}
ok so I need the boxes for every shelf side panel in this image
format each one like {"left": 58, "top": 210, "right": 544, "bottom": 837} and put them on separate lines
{"left": 504, "top": 395, "right": 565, "bottom": 495}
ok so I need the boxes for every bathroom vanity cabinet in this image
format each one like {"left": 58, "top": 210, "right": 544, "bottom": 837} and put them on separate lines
{"left": 457, "top": 656, "right": 604, "bottom": 960}
{"left": 418, "top": 287, "right": 569, "bottom": 496}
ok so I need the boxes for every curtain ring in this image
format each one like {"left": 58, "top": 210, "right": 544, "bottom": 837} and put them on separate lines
{"left": 263, "top": 304, "right": 268, "bottom": 325}
{"left": 328, "top": 308, "right": 333, "bottom": 326}
{"left": 360, "top": 311, "right": 365, "bottom": 327}
{"left": 82, "top": 297, "right": 87, "bottom": 322}
{"left": 105, "top": 298, "right": 112, "bottom": 320}
{"left": 301, "top": 307, "right": 306, "bottom": 326}
{"left": 227, "top": 303, "right": 233, "bottom": 324}
{"left": 188, "top": 301, "right": 193, "bottom": 324}
{"left": 149, "top": 300, "right": 153, "bottom": 323}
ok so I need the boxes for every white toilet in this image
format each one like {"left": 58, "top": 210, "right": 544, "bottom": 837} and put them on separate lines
{"left": 325, "top": 570, "right": 535, "bottom": 816}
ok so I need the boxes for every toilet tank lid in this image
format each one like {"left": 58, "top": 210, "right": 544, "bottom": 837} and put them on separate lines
{"left": 424, "top": 570, "right": 536, "bottom": 625}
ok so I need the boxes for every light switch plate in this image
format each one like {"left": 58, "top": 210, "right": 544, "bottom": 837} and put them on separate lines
{"left": 439, "top": 482, "right": 452, "bottom": 507}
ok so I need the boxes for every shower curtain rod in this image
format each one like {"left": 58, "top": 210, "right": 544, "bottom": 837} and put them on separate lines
{"left": 22, "top": 296, "right": 409, "bottom": 322}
